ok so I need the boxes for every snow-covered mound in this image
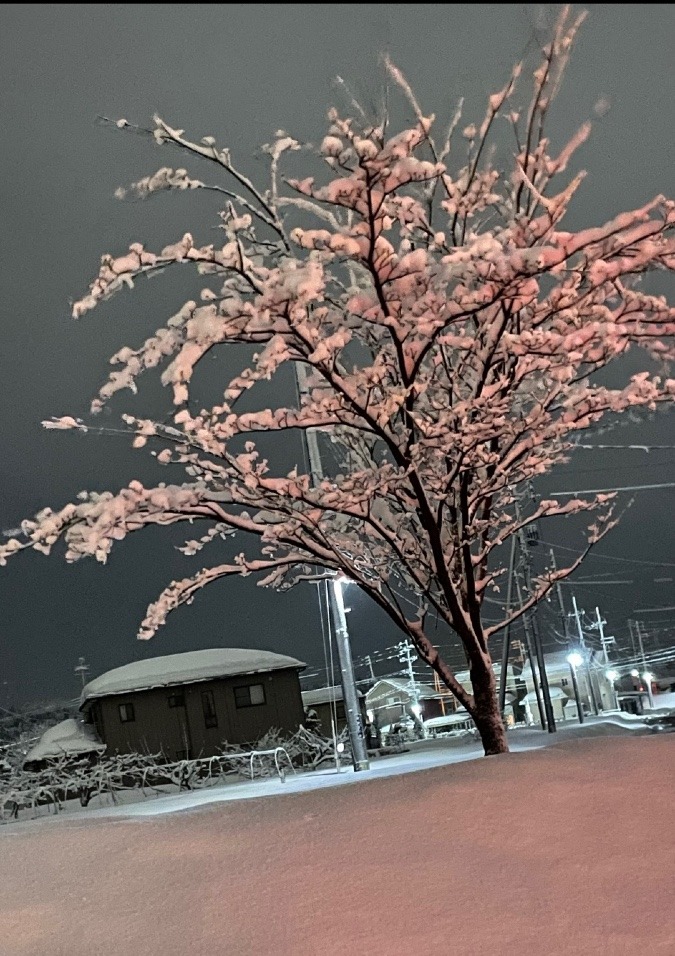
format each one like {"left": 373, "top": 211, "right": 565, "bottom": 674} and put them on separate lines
{"left": 23, "top": 718, "right": 105, "bottom": 765}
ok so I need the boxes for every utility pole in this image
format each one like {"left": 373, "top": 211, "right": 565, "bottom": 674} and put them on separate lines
{"left": 331, "top": 578, "right": 370, "bottom": 770}
{"left": 549, "top": 548, "right": 571, "bottom": 644}
{"left": 595, "top": 607, "right": 618, "bottom": 710}
{"left": 397, "top": 639, "right": 425, "bottom": 734}
{"left": 434, "top": 671, "right": 448, "bottom": 716}
{"left": 634, "top": 619, "right": 648, "bottom": 674}
{"left": 634, "top": 619, "right": 654, "bottom": 709}
{"left": 397, "top": 640, "right": 418, "bottom": 699}
{"left": 514, "top": 570, "right": 549, "bottom": 731}
{"left": 594, "top": 608, "right": 615, "bottom": 666}
{"left": 628, "top": 619, "right": 638, "bottom": 660}
{"left": 498, "top": 535, "right": 517, "bottom": 715}
{"left": 515, "top": 496, "right": 556, "bottom": 733}
{"left": 74, "top": 656, "right": 90, "bottom": 689}
{"left": 296, "top": 362, "right": 369, "bottom": 772}
{"left": 571, "top": 595, "right": 599, "bottom": 715}
{"left": 549, "top": 549, "right": 583, "bottom": 724}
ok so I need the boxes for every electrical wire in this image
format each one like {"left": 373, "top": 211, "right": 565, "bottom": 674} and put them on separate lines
{"left": 549, "top": 481, "right": 675, "bottom": 496}
{"left": 541, "top": 540, "right": 675, "bottom": 569}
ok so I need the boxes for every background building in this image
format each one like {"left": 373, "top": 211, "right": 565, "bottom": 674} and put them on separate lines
{"left": 80, "top": 648, "right": 306, "bottom": 760}
{"left": 520, "top": 650, "right": 615, "bottom": 721}
{"left": 366, "top": 679, "right": 445, "bottom": 731}
{"left": 301, "top": 684, "right": 367, "bottom": 738}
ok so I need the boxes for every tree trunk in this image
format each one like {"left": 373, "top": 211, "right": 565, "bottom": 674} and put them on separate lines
{"left": 470, "top": 657, "right": 509, "bottom": 756}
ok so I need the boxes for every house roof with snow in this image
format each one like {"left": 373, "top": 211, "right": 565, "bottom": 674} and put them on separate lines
{"left": 424, "top": 711, "right": 474, "bottom": 729}
{"left": 23, "top": 718, "right": 106, "bottom": 765}
{"left": 80, "top": 648, "right": 306, "bottom": 705}
{"left": 301, "top": 684, "right": 364, "bottom": 707}
{"left": 454, "top": 665, "right": 519, "bottom": 690}
{"left": 522, "top": 687, "right": 570, "bottom": 702}
{"left": 520, "top": 649, "right": 607, "bottom": 681}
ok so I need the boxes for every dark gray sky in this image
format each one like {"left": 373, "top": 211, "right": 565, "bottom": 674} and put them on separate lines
{"left": 1, "top": 4, "right": 673, "bottom": 706}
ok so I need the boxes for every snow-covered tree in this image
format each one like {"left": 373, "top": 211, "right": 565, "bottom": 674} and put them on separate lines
{"left": 2, "top": 7, "right": 673, "bottom": 755}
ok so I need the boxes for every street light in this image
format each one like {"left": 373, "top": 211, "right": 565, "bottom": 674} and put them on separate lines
{"left": 605, "top": 669, "right": 620, "bottom": 710}
{"left": 331, "top": 576, "right": 370, "bottom": 771}
{"left": 567, "top": 651, "right": 585, "bottom": 724}
{"left": 410, "top": 701, "right": 426, "bottom": 738}
{"left": 629, "top": 668, "right": 654, "bottom": 712}
{"left": 642, "top": 671, "right": 655, "bottom": 710}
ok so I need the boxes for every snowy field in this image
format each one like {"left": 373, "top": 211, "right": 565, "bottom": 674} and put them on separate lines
{"left": 1, "top": 721, "right": 674, "bottom": 955}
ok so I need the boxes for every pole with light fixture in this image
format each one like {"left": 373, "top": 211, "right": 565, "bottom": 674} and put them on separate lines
{"left": 642, "top": 671, "right": 655, "bottom": 710}
{"left": 331, "top": 576, "right": 370, "bottom": 771}
{"left": 571, "top": 595, "right": 599, "bottom": 715}
{"left": 566, "top": 652, "right": 585, "bottom": 724}
{"left": 296, "top": 362, "right": 369, "bottom": 773}
{"left": 634, "top": 621, "right": 654, "bottom": 710}
{"left": 605, "top": 669, "right": 620, "bottom": 711}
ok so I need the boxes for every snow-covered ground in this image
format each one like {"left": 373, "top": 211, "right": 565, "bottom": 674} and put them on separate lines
{"left": 1, "top": 718, "right": 673, "bottom": 955}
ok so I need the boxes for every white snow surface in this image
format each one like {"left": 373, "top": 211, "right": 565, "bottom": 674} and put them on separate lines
{"left": 1, "top": 718, "right": 674, "bottom": 954}
{"left": 80, "top": 647, "right": 305, "bottom": 703}
{"left": 23, "top": 718, "right": 105, "bottom": 763}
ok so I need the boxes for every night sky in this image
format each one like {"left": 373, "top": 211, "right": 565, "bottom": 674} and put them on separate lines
{"left": 1, "top": 4, "right": 673, "bottom": 707}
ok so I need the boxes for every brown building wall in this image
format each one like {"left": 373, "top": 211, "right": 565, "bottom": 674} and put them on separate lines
{"left": 87, "top": 669, "right": 304, "bottom": 761}
{"left": 309, "top": 698, "right": 368, "bottom": 737}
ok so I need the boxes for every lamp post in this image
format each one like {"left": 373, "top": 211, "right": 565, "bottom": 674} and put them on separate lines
{"left": 630, "top": 669, "right": 645, "bottom": 715}
{"left": 605, "top": 669, "right": 620, "bottom": 711}
{"left": 331, "top": 576, "right": 370, "bottom": 771}
{"left": 566, "top": 651, "right": 585, "bottom": 724}
{"left": 296, "top": 361, "right": 369, "bottom": 773}
{"left": 642, "top": 671, "right": 655, "bottom": 710}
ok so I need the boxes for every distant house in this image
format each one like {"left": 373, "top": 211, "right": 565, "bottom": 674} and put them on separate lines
{"left": 520, "top": 650, "right": 615, "bottom": 721}
{"left": 301, "top": 685, "right": 367, "bottom": 737}
{"left": 424, "top": 711, "right": 475, "bottom": 734}
{"left": 80, "top": 648, "right": 306, "bottom": 761}
{"left": 366, "top": 678, "right": 446, "bottom": 730}
{"left": 453, "top": 664, "right": 525, "bottom": 723}
{"left": 23, "top": 718, "right": 106, "bottom": 771}
{"left": 521, "top": 686, "right": 577, "bottom": 725}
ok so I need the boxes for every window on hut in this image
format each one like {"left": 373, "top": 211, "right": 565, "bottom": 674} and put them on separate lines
{"left": 202, "top": 690, "right": 218, "bottom": 728}
{"left": 234, "top": 684, "right": 266, "bottom": 708}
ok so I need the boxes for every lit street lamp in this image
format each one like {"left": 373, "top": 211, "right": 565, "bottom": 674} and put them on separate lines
{"left": 643, "top": 671, "right": 655, "bottom": 710}
{"left": 410, "top": 701, "right": 426, "bottom": 738}
{"left": 332, "top": 576, "right": 370, "bottom": 771}
{"left": 567, "top": 651, "right": 585, "bottom": 724}
{"left": 630, "top": 668, "right": 654, "bottom": 713}
{"left": 605, "top": 669, "right": 620, "bottom": 710}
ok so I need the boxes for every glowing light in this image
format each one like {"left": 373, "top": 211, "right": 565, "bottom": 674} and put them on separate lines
{"left": 606, "top": 669, "right": 619, "bottom": 682}
{"left": 567, "top": 652, "right": 583, "bottom": 668}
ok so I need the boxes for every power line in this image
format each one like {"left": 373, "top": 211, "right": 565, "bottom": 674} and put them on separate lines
{"left": 633, "top": 605, "right": 675, "bottom": 614}
{"left": 574, "top": 444, "right": 675, "bottom": 452}
{"left": 549, "top": 481, "right": 675, "bottom": 496}
{"left": 541, "top": 540, "right": 675, "bottom": 569}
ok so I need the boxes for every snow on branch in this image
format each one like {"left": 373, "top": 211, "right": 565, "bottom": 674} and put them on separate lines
{"left": 3, "top": 6, "right": 674, "bottom": 744}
